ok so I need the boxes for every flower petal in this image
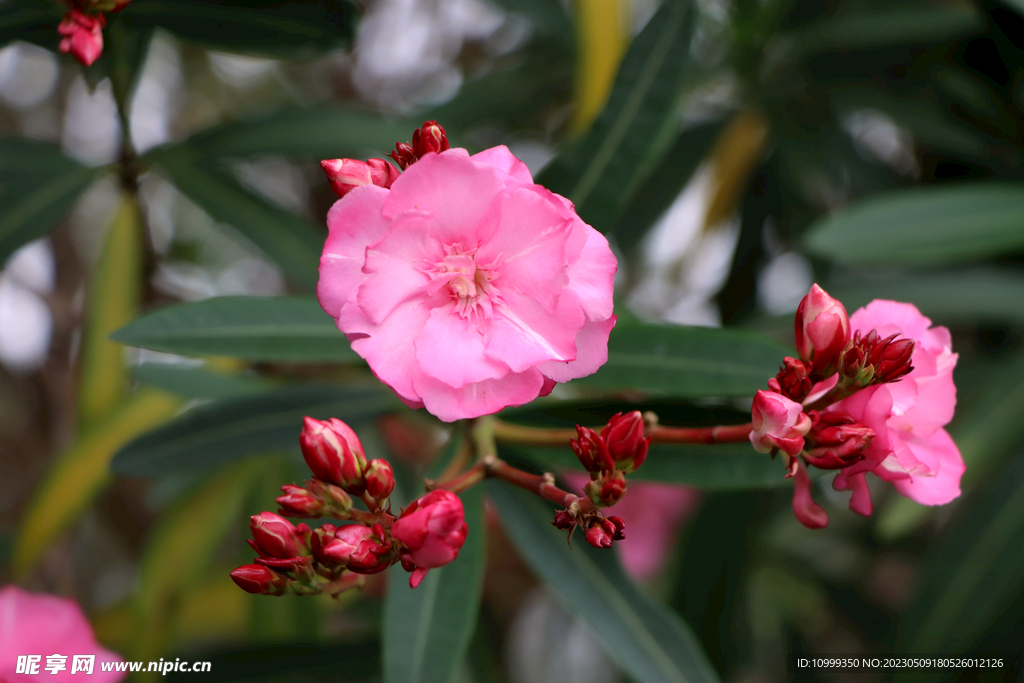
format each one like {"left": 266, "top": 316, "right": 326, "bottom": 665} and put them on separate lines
{"left": 415, "top": 305, "right": 510, "bottom": 387}
{"left": 318, "top": 186, "right": 391, "bottom": 318}
{"left": 414, "top": 368, "right": 545, "bottom": 422}
{"left": 537, "top": 315, "right": 617, "bottom": 383}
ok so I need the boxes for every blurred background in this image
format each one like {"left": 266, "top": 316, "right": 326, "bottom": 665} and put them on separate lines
{"left": 2, "top": 0, "right": 1024, "bottom": 680}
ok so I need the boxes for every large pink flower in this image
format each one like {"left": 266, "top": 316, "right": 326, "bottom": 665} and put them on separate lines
{"left": 318, "top": 146, "right": 617, "bottom": 422}
{"left": 823, "top": 301, "right": 963, "bottom": 514}
{"left": 0, "top": 586, "right": 126, "bottom": 682}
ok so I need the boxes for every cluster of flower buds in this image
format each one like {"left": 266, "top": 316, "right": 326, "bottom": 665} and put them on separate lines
{"left": 232, "top": 416, "right": 469, "bottom": 596}
{"left": 552, "top": 508, "right": 626, "bottom": 549}
{"left": 56, "top": 0, "right": 131, "bottom": 67}
{"left": 571, "top": 411, "right": 649, "bottom": 509}
{"left": 389, "top": 121, "right": 449, "bottom": 169}
{"left": 837, "top": 329, "right": 915, "bottom": 390}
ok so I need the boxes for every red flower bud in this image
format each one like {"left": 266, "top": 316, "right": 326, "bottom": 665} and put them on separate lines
{"left": 749, "top": 390, "right": 812, "bottom": 457}
{"left": 58, "top": 10, "right": 105, "bottom": 67}
{"left": 605, "top": 515, "right": 626, "bottom": 541}
{"left": 870, "top": 334, "right": 915, "bottom": 384}
{"left": 276, "top": 484, "right": 326, "bottom": 518}
{"left": 231, "top": 564, "right": 287, "bottom": 596}
{"left": 299, "top": 417, "right": 367, "bottom": 493}
{"left": 795, "top": 284, "right": 850, "bottom": 379}
{"left": 364, "top": 458, "right": 396, "bottom": 501}
{"left": 602, "top": 411, "right": 649, "bottom": 473}
{"left": 584, "top": 470, "right": 627, "bottom": 508}
{"left": 803, "top": 411, "right": 874, "bottom": 470}
{"left": 412, "top": 121, "right": 449, "bottom": 157}
{"left": 314, "top": 523, "right": 393, "bottom": 574}
{"left": 392, "top": 490, "right": 468, "bottom": 571}
{"left": 584, "top": 521, "right": 613, "bottom": 548}
{"left": 552, "top": 510, "right": 575, "bottom": 531}
{"left": 389, "top": 142, "right": 416, "bottom": 170}
{"left": 248, "top": 512, "right": 311, "bottom": 558}
{"left": 571, "top": 425, "right": 610, "bottom": 473}
{"left": 774, "top": 357, "right": 812, "bottom": 402}
{"left": 321, "top": 158, "right": 400, "bottom": 198}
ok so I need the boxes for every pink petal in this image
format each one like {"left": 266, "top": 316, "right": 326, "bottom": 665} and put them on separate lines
{"left": 537, "top": 315, "right": 616, "bottom": 383}
{"left": 413, "top": 367, "right": 545, "bottom": 422}
{"left": 342, "top": 298, "right": 431, "bottom": 404}
{"left": 564, "top": 223, "right": 617, "bottom": 322}
{"left": 833, "top": 470, "right": 873, "bottom": 516}
{"left": 318, "top": 186, "right": 391, "bottom": 318}
{"left": 471, "top": 145, "right": 534, "bottom": 185}
{"left": 889, "top": 428, "right": 965, "bottom": 505}
{"left": 486, "top": 289, "right": 584, "bottom": 372}
{"left": 792, "top": 463, "right": 829, "bottom": 528}
{"left": 358, "top": 213, "right": 438, "bottom": 325}
{"left": 383, "top": 151, "right": 503, "bottom": 247}
{"left": 415, "top": 305, "right": 510, "bottom": 387}
{"left": 849, "top": 300, "right": 934, "bottom": 341}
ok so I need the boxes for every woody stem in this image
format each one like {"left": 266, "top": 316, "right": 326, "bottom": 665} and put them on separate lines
{"left": 491, "top": 417, "right": 753, "bottom": 446}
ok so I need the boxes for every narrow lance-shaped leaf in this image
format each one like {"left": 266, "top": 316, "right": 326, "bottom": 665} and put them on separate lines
{"left": 577, "top": 324, "right": 792, "bottom": 398}
{"left": 488, "top": 481, "right": 719, "bottom": 683}
{"left": 112, "top": 296, "right": 356, "bottom": 362}
{"left": 383, "top": 485, "right": 486, "bottom": 683}
{"left": 110, "top": 385, "right": 399, "bottom": 476}
{"left": 153, "top": 152, "right": 324, "bottom": 291}
{"left": 537, "top": 0, "right": 697, "bottom": 233}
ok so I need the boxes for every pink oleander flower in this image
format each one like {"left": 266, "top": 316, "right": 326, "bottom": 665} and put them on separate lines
{"left": 0, "top": 586, "right": 126, "bottom": 682}
{"left": 392, "top": 490, "right": 468, "bottom": 588}
{"left": 57, "top": 10, "right": 105, "bottom": 67}
{"left": 317, "top": 145, "right": 618, "bottom": 422}
{"left": 819, "top": 300, "right": 963, "bottom": 515}
{"left": 749, "top": 390, "right": 812, "bottom": 457}
{"left": 796, "top": 284, "right": 850, "bottom": 378}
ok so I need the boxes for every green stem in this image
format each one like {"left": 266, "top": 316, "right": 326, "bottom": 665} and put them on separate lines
{"left": 492, "top": 417, "right": 753, "bottom": 447}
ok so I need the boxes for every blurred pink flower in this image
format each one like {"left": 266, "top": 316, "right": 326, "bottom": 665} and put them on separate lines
{"left": 57, "top": 10, "right": 105, "bottom": 67}
{"left": 821, "top": 300, "right": 963, "bottom": 514}
{"left": 563, "top": 473, "right": 700, "bottom": 581}
{"left": 0, "top": 585, "right": 125, "bottom": 682}
{"left": 317, "top": 146, "right": 617, "bottom": 422}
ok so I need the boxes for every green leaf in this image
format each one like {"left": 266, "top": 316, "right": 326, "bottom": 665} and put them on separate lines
{"left": 826, "top": 268, "right": 1024, "bottom": 326}
{"left": 0, "top": 137, "right": 101, "bottom": 264}
{"left": 489, "top": 482, "right": 719, "bottom": 683}
{"left": 152, "top": 153, "right": 323, "bottom": 290}
{"left": 0, "top": 0, "right": 62, "bottom": 50}
{"left": 134, "top": 363, "right": 272, "bottom": 399}
{"left": 110, "top": 384, "right": 398, "bottom": 476}
{"left": 383, "top": 485, "right": 485, "bottom": 683}
{"left": 536, "top": 0, "right": 697, "bottom": 233}
{"left": 894, "top": 454, "right": 1024, "bottom": 665}
{"left": 576, "top": 324, "right": 792, "bottom": 397}
{"left": 804, "top": 183, "right": 1024, "bottom": 267}
{"left": 515, "top": 443, "right": 796, "bottom": 490}
{"left": 119, "top": 0, "right": 358, "bottom": 58}
{"left": 113, "top": 296, "right": 356, "bottom": 362}
{"left": 788, "top": 3, "right": 983, "bottom": 54}
{"left": 170, "top": 106, "right": 414, "bottom": 160}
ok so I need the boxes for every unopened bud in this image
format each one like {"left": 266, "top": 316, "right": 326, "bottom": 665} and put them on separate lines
{"left": 321, "top": 158, "right": 399, "bottom": 198}
{"left": 389, "top": 142, "right": 416, "bottom": 170}
{"left": 870, "top": 334, "right": 915, "bottom": 384}
{"left": 231, "top": 564, "right": 287, "bottom": 596}
{"left": 571, "top": 425, "right": 610, "bottom": 473}
{"left": 749, "top": 390, "right": 812, "bottom": 457}
{"left": 605, "top": 515, "right": 626, "bottom": 541}
{"left": 58, "top": 10, "right": 106, "bottom": 67}
{"left": 602, "top": 411, "right": 649, "bottom": 473}
{"left": 364, "top": 458, "right": 396, "bottom": 501}
{"left": 584, "top": 522, "right": 613, "bottom": 548}
{"left": 412, "top": 121, "right": 449, "bottom": 157}
{"left": 314, "top": 523, "right": 393, "bottom": 574}
{"left": 299, "top": 417, "right": 367, "bottom": 493}
{"left": 306, "top": 478, "right": 355, "bottom": 517}
{"left": 773, "top": 357, "right": 812, "bottom": 402}
{"left": 276, "top": 484, "right": 327, "bottom": 518}
{"left": 795, "top": 284, "right": 851, "bottom": 379}
{"left": 584, "top": 470, "right": 627, "bottom": 508}
{"left": 803, "top": 411, "right": 874, "bottom": 469}
{"left": 552, "top": 510, "right": 575, "bottom": 531}
{"left": 249, "top": 512, "right": 311, "bottom": 558}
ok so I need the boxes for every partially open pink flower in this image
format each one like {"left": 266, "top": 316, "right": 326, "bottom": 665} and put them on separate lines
{"left": 749, "top": 390, "right": 812, "bottom": 457}
{"left": 321, "top": 158, "right": 399, "bottom": 198}
{"left": 818, "top": 300, "right": 962, "bottom": 514}
{"left": 57, "top": 10, "right": 105, "bottom": 67}
{"left": 317, "top": 145, "right": 617, "bottom": 422}
{"left": 0, "top": 586, "right": 126, "bottom": 682}
{"left": 392, "top": 489, "right": 468, "bottom": 587}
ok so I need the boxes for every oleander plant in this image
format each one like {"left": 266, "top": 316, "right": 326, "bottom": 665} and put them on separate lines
{"left": 2, "top": 0, "right": 1024, "bottom": 682}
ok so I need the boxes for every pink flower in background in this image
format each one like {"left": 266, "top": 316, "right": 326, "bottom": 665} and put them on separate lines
{"left": 563, "top": 473, "right": 700, "bottom": 580}
{"left": 749, "top": 390, "right": 812, "bottom": 457}
{"left": 317, "top": 146, "right": 617, "bottom": 422}
{"left": 57, "top": 10, "right": 105, "bottom": 67}
{"left": 0, "top": 585, "right": 126, "bottom": 682}
{"left": 823, "top": 301, "right": 963, "bottom": 514}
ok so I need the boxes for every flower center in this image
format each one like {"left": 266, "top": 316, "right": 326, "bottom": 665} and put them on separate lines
{"left": 427, "top": 246, "right": 501, "bottom": 319}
